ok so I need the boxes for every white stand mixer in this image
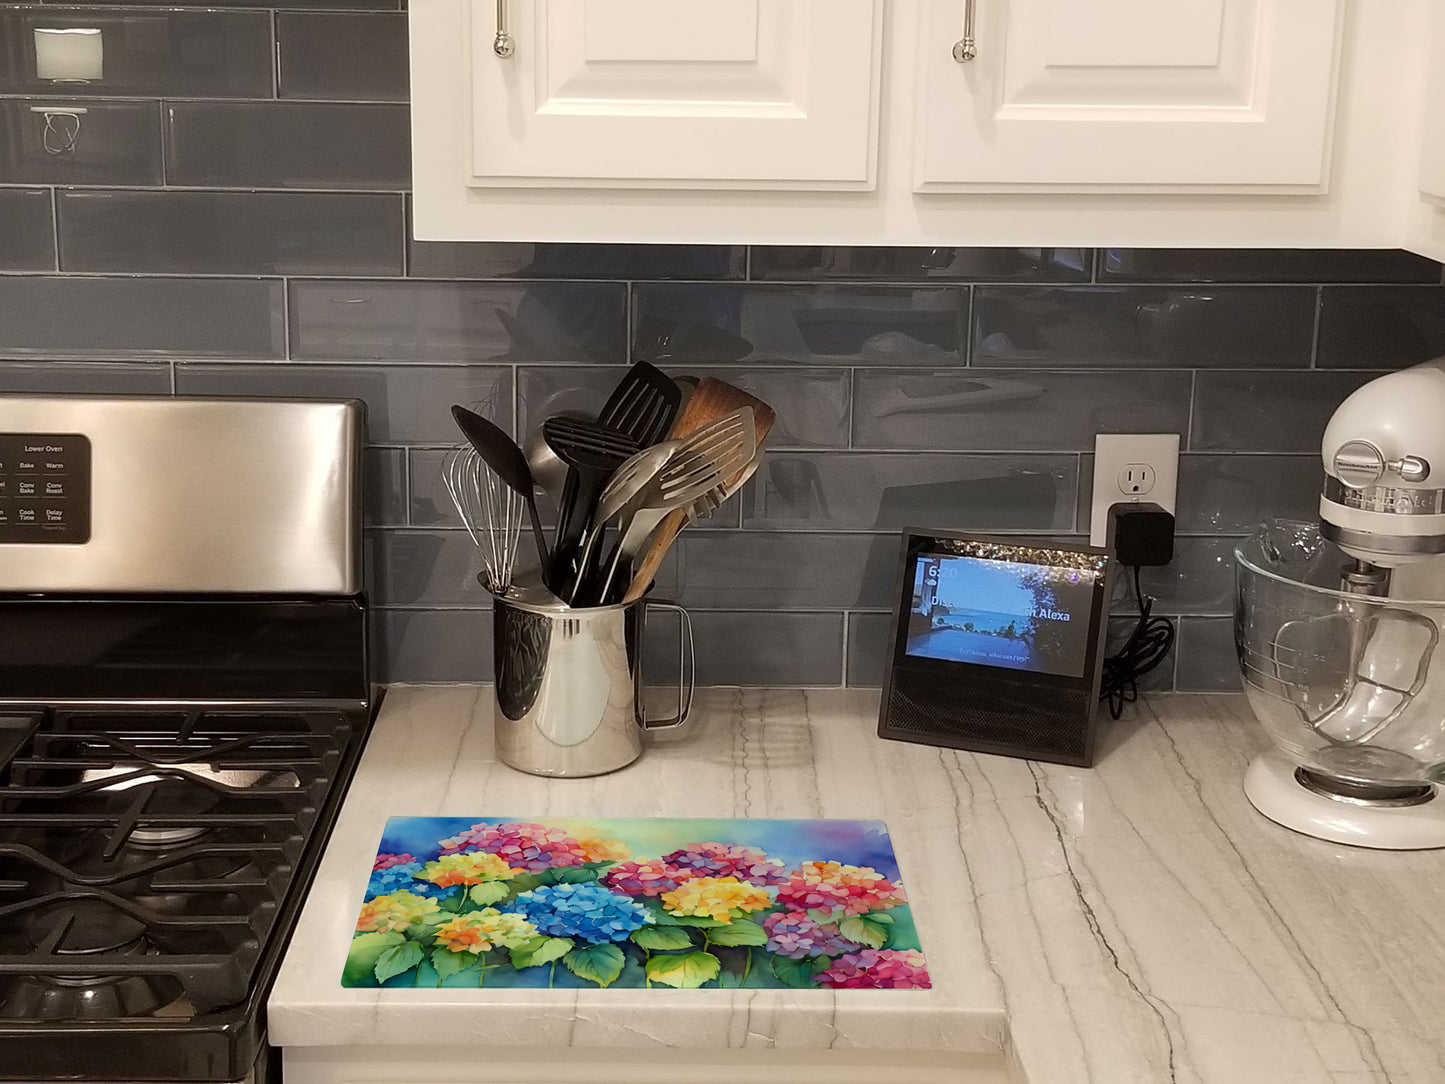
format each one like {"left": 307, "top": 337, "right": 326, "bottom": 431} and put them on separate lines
{"left": 1237, "top": 359, "right": 1445, "bottom": 849}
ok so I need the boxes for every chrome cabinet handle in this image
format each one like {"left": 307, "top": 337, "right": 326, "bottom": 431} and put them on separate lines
{"left": 494, "top": 0, "right": 515, "bottom": 57}
{"left": 952, "top": 0, "right": 977, "bottom": 62}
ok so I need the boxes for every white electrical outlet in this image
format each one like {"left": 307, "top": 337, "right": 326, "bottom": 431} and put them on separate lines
{"left": 1090, "top": 434, "right": 1180, "bottom": 547}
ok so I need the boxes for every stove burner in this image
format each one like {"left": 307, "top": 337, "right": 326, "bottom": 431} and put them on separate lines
{"left": 0, "top": 931, "right": 186, "bottom": 1021}
{"left": 23, "top": 901, "right": 147, "bottom": 957}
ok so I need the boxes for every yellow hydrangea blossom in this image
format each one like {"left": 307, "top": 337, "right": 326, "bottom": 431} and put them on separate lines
{"left": 419, "top": 851, "right": 521, "bottom": 888}
{"left": 659, "top": 876, "right": 771, "bottom": 924}
{"left": 432, "top": 909, "right": 539, "bottom": 954}
{"left": 575, "top": 834, "right": 632, "bottom": 863}
{"left": 355, "top": 890, "right": 440, "bottom": 933}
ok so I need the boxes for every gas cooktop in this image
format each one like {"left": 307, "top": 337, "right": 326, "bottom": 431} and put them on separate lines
{"left": 0, "top": 703, "right": 372, "bottom": 1081}
{"left": 0, "top": 395, "right": 372, "bottom": 1084}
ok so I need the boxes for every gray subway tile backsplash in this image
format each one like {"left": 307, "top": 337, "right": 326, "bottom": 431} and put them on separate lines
{"left": 1191, "top": 370, "right": 1387, "bottom": 453}
{"left": 409, "top": 232, "right": 745, "bottom": 281}
{"left": 289, "top": 280, "right": 627, "bottom": 363}
{"left": 58, "top": 190, "right": 404, "bottom": 276}
{"left": 1099, "top": 248, "right": 1443, "bottom": 284}
{"left": 174, "top": 363, "right": 512, "bottom": 443}
{"left": 372, "top": 609, "right": 492, "bottom": 685}
{"left": 751, "top": 247, "right": 1090, "bottom": 282}
{"left": 0, "top": 361, "right": 172, "bottom": 395}
{"left": 1316, "top": 285, "right": 1445, "bottom": 370}
{"left": 974, "top": 286, "right": 1315, "bottom": 369}
{"left": 1, "top": 9, "right": 273, "bottom": 97}
{"left": 277, "top": 12, "right": 409, "bottom": 101}
{"left": 1174, "top": 618, "right": 1240, "bottom": 692}
{"left": 166, "top": 103, "right": 410, "bottom": 190}
{"left": 633, "top": 283, "right": 969, "bottom": 366}
{"left": 0, "top": 188, "right": 55, "bottom": 271}
{"left": 0, "top": 100, "right": 163, "bottom": 185}
{"left": 740, "top": 452, "right": 1078, "bottom": 533}
{"left": 364, "top": 447, "right": 408, "bottom": 527}
{"left": 853, "top": 369, "right": 1194, "bottom": 452}
{"left": 12, "top": 2, "right": 1445, "bottom": 689}
{"left": 0, "top": 276, "right": 283, "bottom": 358}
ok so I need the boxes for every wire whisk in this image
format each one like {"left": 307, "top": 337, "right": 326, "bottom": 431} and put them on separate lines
{"left": 442, "top": 444, "right": 524, "bottom": 594}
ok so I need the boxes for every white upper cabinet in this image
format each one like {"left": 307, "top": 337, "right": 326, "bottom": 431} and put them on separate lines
{"left": 465, "top": 0, "right": 883, "bottom": 191}
{"left": 914, "top": 0, "right": 1344, "bottom": 192}
{"left": 412, "top": 0, "right": 1431, "bottom": 248}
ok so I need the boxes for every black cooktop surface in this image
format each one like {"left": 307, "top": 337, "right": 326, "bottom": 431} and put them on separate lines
{"left": 0, "top": 703, "right": 372, "bottom": 1081}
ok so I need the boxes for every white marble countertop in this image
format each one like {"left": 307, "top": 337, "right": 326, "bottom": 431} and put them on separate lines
{"left": 269, "top": 687, "right": 1445, "bottom": 1083}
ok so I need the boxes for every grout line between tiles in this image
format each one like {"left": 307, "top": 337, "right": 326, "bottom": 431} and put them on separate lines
{"left": 1308, "top": 285, "right": 1323, "bottom": 369}
{"left": 47, "top": 186, "right": 59, "bottom": 272}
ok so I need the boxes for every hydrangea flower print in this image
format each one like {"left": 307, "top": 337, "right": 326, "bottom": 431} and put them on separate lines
{"left": 344, "top": 817, "right": 927, "bottom": 990}
{"left": 776, "top": 861, "right": 908, "bottom": 921}
{"left": 509, "top": 883, "right": 652, "bottom": 943}
{"left": 602, "top": 858, "right": 698, "bottom": 898}
{"left": 418, "top": 851, "right": 520, "bottom": 887}
{"left": 762, "top": 911, "right": 854, "bottom": 959}
{"left": 814, "top": 949, "right": 931, "bottom": 989}
{"left": 437, "top": 821, "right": 589, "bottom": 869}
{"left": 659, "top": 876, "right": 772, "bottom": 924}
{"left": 662, "top": 841, "right": 788, "bottom": 886}
{"left": 432, "top": 910, "right": 538, "bottom": 954}
{"left": 372, "top": 852, "right": 416, "bottom": 872}
{"left": 366, "top": 860, "right": 448, "bottom": 900}
{"left": 355, "top": 890, "right": 440, "bottom": 934}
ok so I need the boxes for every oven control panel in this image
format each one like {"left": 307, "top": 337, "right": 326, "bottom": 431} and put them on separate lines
{"left": 0, "top": 433, "right": 91, "bottom": 544}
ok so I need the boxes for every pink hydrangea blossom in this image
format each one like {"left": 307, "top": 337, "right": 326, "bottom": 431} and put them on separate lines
{"left": 662, "top": 841, "right": 788, "bottom": 886}
{"left": 602, "top": 858, "right": 698, "bottom": 898}
{"left": 372, "top": 852, "right": 417, "bottom": 872}
{"left": 814, "top": 949, "right": 931, "bottom": 989}
{"left": 776, "top": 860, "right": 907, "bottom": 920}
{"left": 763, "top": 910, "right": 853, "bottom": 959}
{"left": 436, "top": 821, "right": 588, "bottom": 869}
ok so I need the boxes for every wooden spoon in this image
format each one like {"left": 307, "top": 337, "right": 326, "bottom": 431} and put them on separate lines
{"left": 621, "top": 377, "right": 776, "bottom": 603}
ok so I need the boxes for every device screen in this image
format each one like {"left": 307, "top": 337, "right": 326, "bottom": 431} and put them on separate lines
{"left": 905, "top": 553, "right": 1100, "bottom": 678}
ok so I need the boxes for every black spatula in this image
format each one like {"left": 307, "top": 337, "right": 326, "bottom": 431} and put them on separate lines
{"left": 597, "top": 361, "right": 682, "bottom": 448}
{"left": 542, "top": 415, "right": 640, "bottom": 589}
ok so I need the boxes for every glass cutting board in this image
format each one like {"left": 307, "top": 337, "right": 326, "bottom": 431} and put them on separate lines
{"left": 343, "top": 817, "right": 930, "bottom": 991}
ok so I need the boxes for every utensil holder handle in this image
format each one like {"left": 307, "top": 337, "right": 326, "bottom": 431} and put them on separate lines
{"left": 640, "top": 599, "right": 694, "bottom": 730}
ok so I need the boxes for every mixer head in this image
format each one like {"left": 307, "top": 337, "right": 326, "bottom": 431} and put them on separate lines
{"left": 1319, "top": 359, "right": 1445, "bottom": 569}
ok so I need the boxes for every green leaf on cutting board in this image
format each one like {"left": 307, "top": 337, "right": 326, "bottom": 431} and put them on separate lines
{"left": 373, "top": 940, "right": 426, "bottom": 984}
{"left": 343, "top": 931, "right": 405, "bottom": 986}
{"left": 768, "top": 953, "right": 819, "bottom": 989}
{"left": 645, "top": 950, "right": 721, "bottom": 989}
{"left": 630, "top": 925, "right": 695, "bottom": 951}
{"left": 469, "top": 881, "right": 509, "bottom": 907}
{"left": 510, "top": 936, "right": 574, "bottom": 970}
{"left": 562, "top": 943, "right": 625, "bottom": 988}
{"left": 838, "top": 914, "right": 892, "bottom": 950}
{"left": 704, "top": 919, "right": 768, "bottom": 947}
{"left": 431, "top": 945, "right": 478, "bottom": 983}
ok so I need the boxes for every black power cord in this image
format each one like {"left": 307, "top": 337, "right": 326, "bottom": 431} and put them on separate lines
{"left": 1099, "top": 565, "right": 1175, "bottom": 719}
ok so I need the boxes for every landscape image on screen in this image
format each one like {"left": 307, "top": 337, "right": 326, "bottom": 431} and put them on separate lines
{"left": 905, "top": 554, "right": 1096, "bottom": 677}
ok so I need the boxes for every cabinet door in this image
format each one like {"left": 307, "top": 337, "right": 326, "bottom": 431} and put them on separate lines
{"left": 463, "top": 0, "right": 882, "bottom": 190}
{"left": 914, "top": 0, "right": 1344, "bottom": 192}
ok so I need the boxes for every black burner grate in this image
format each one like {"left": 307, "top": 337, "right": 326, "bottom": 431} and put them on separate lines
{"left": 0, "top": 708, "right": 357, "bottom": 1023}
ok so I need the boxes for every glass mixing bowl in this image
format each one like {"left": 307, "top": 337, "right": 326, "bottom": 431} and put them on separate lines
{"left": 1235, "top": 520, "right": 1445, "bottom": 788}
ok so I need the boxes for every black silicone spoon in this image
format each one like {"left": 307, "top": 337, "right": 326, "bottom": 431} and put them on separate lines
{"left": 450, "top": 405, "right": 551, "bottom": 576}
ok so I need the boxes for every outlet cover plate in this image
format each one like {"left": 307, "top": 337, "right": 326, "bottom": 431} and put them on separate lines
{"left": 1090, "top": 433, "right": 1180, "bottom": 546}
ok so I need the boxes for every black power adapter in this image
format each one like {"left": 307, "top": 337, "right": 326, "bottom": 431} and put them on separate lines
{"left": 1099, "top": 501, "right": 1176, "bottom": 718}
{"left": 1105, "top": 501, "right": 1175, "bottom": 567}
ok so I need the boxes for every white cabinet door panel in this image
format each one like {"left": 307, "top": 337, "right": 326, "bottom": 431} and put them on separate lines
{"left": 466, "top": 0, "right": 882, "bottom": 190}
{"left": 914, "top": 0, "right": 1344, "bottom": 192}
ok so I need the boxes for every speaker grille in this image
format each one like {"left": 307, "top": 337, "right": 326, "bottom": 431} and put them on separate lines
{"left": 884, "top": 672, "right": 1093, "bottom": 765}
